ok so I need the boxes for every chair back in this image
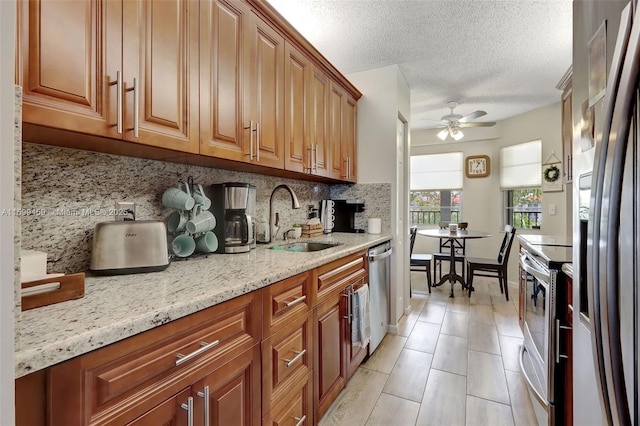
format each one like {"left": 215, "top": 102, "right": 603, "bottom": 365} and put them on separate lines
{"left": 497, "top": 225, "right": 517, "bottom": 264}
{"left": 410, "top": 226, "right": 417, "bottom": 255}
{"left": 438, "top": 222, "right": 468, "bottom": 254}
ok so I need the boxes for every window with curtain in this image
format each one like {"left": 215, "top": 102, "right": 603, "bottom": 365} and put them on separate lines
{"left": 500, "top": 140, "right": 542, "bottom": 229}
{"left": 410, "top": 152, "right": 463, "bottom": 226}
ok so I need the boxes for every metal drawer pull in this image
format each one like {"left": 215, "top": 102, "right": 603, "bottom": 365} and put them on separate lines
{"left": 555, "top": 319, "right": 571, "bottom": 362}
{"left": 181, "top": 396, "right": 194, "bottom": 426}
{"left": 284, "top": 349, "right": 307, "bottom": 367}
{"left": 197, "top": 385, "right": 210, "bottom": 426}
{"left": 294, "top": 415, "right": 307, "bottom": 426}
{"left": 110, "top": 71, "right": 122, "bottom": 134}
{"left": 126, "top": 78, "right": 139, "bottom": 138}
{"left": 284, "top": 295, "right": 307, "bottom": 307}
{"left": 175, "top": 340, "right": 220, "bottom": 366}
{"left": 244, "top": 120, "right": 254, "bottom": 159}
{"left": 256, "top": 122, "right": 260, "bottom": 162}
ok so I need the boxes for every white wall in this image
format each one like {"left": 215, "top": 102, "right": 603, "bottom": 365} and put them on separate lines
{"left": 411, "top": 102, "right": 570, "bottom": 283}
{"left": 0, "top": 1, "right": 16, "bottom": 424}
{"left": 347, "top": 64, "right": 411, "bottom": 326}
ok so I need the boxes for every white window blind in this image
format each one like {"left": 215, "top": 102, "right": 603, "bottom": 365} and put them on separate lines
{"left": 410, "top": 152, "right": 463, "bottom": 190}
{"left": 500, "top": 140, "right": 542, "bottom": 189}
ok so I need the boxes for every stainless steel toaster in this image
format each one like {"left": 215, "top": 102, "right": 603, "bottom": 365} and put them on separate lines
{"left": 90, "top": 220, "right": 170, "bottom": 275}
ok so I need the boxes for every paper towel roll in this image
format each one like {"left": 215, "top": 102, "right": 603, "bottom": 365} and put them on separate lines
{"left": 21, "top": 250, "right": 48, "bottom": 282}
{"left": 368, "top": 217, "right": 381, "bottom": 234}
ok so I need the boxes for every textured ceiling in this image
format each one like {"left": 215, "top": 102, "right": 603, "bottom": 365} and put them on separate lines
{"left": 267, "top": 0, "right": 573, "bottom": 130}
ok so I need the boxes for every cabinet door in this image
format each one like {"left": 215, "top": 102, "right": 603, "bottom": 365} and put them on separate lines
{"left": 128, "top": 388, "right": 191, "bottom": 426}
{"left": 245, "top": 14, "right": 285, "bottom": 169}
{"left": 200, "top": 0, "right": 251, "bottom": 161}
{"left": 344, "top": 276, "right": 368, "bottom": 381}
{"left": 262, "top": 372, "right": 313, "bottom": 426}
{"left": 342, "top": 94, "right": 357, "bottom": 182}
{"left": 122, "top": 0, "right": 199, "bottom": 153}
{"left": 561, "top": 81, "right": 573, "bottom": 183}
{"left": 193, "top": 345, "right": 261, "bottom": 426}
{"left": 313, "top": 291, "right": 345, "bottom": 420}
{"left": 328, "top": 82, "right": 345, "bottom": 180}
{"left": 283, "top": 42, "right": 312, "bottom": 174}
{"left": 17, "top": 0, "right": 121, "bottom": 139}
{"left": 310, "top": 67, "right": 331, "bottom": 177}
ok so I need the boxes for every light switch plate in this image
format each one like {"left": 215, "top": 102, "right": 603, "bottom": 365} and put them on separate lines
{"left": 115, "top": 201, "right": 136, "bottom": 221}
{"left": 548, "top": 204, "right": 557, "bottom": 215}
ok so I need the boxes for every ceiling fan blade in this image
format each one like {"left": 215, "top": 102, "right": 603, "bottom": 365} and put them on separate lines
{"left": 458, "top": 110, "right": 487, "bottom": 122}
{"left": 459, "top": 121, "right": 496, "bottom": 128}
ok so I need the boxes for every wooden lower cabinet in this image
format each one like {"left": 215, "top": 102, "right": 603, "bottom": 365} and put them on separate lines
{"left": 263, "top": 372, "right": 313, "bottom": 426}
{"left": 127, "top": 388, "right": 191, "bottom": 426}
{"left": 313, "top": 290, "right": 345, "bottom": 421}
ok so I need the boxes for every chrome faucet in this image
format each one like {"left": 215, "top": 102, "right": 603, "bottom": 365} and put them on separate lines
{"left": 269, "top": 184, "right": 300, "bottom": 243}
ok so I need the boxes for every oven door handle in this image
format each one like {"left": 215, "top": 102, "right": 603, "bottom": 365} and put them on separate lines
{"left": 519, "top": 254, "right": 550, "bottom": 282}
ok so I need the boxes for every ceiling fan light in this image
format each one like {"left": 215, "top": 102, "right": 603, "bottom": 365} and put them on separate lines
{"left": 437, "top": 128, "right": 449, "bottom": 140}
{"left": 451, "top": 127, "right": 464, "bottom": 141}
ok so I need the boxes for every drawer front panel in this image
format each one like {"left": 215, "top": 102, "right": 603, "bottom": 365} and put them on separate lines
{"left": 262, "top": 371, "right": 313, "bottom": 426}
{"left": 262, "top": 311, "right": 313, "bottom": 410}
{"left": 263, "top": 271, "right": 311, "bottom": 338}
{"left": 315, "top": 251, "right": 366, "bottom": 304}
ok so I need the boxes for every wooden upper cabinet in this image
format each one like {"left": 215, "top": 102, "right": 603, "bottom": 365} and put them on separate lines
{"left": 310, "top": 67, "right": 331, "bottom": 177}
{"left": 284, "top": 42, "right": 312, "bottom": 174}
{"left": 17, "top": 0, "right": 121, "bottom": 138}
{"left": 122, "top": 0, "right": 199, "bottom": 153}
{"left": 342, "top": 94, "right": 357, "bottom": 182}
{"left": 244, "top": 12, "right": 285, "bottom": 169}
{"left": 200, "top": 0, "right": 251, "bottom": 161}
{"left": 329, "top": 82, "right": 345, "bottom": 180}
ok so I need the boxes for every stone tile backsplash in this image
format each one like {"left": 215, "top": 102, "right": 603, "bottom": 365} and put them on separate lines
{"left": 22, "top": 143, "right": 391, "bottom": 273}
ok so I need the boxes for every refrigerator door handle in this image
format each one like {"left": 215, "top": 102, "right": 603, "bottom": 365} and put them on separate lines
{"left": 603, "top": 5, "right": 640, "bottom": 425}
{"left": 588, "top": 4, "right": 636, "bottom": 426}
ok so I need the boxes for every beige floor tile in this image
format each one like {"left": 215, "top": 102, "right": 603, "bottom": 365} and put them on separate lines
{"left": 469, "top": 290, "right": 493, "bottom": 306}
{"left": 365, "top": 393, "right": 420, "bottom": 426}
{"left": 505, "top": 370, "right": 538, "bottom": 426}
{"left": 447, "top": 295, "right": 471, "bottom": 314}
{"left": 431, "top": 334, "right": 468, "bottom": 376}
{"left": 383, "top": 348, "right": 433, "bottom": 402}
{"left": 499, "top": 335, "right": 524, "bottom": 371}
{"left": 361, "top": 333, "right": 407, "bottom": 374}
{"left": 405, "top": 321, "right": 440, "bottom": 353}
{"left": 318, "top": 367, "right": 389, "bottom": 426}
{"left": 466, "top": 395, "right": 515, "bottom": 426}
{"left": 397, "top": 308, "right": 422, "bottom": 337}
{"left": 492, "top": 296, "right": 518, "bottom": 314}
{"left": 495, "top": 312, "right": 524, "bottom": 338}
{"left": 410, "top": 271, "right": 431, "bottom": 294}
{"left": 469, "top": 304, "right": 496, "bottom": 325}
{"left": 440, "top": 311, "right": 469, "bottom": 338}
{"left": 416, "top": 369, "right": 467, "bottom": 426}
{"left": 418, "top": 301, "right": 447, "bottom": 324}
{"left": 467, "top": 350, "right": 510, "bottom": 404}
{"left": 468, "top": 322, "right": 501, "bottom": 355}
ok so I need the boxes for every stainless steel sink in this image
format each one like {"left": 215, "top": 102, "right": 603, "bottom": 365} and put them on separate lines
{"left": 269, "top": 242, "right": 341, "bottom": 252}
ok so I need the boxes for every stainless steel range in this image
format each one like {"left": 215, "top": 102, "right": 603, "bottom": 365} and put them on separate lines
{"left": 518, "top": 237, "right": 572, "bottom": 426}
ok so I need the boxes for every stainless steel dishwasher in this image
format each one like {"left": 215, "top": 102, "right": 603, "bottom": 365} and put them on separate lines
{"left": 368, "top": 241, "right": 392, "bottom": 354}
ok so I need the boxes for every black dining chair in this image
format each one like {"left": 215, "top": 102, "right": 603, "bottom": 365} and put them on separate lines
{"left": 466, "top": 225, "right": 517, "bottom": 300}
{"left": 410, "top": 226, "right": 432, "bottom": 294}
{"left": 433, "top": 222, "right": 468, "bottom": 282}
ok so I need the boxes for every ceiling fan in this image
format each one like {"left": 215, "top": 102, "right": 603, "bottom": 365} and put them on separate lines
{"left": 433, "top": 102, "right": 496, "bottom": 141}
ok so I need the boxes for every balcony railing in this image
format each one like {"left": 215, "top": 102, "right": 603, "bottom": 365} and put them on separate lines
{"left": 410, "top": 210, "right": 460, "bottom": 225}
{"left": 511, "top": 209, "right": 542, "bottom": 229}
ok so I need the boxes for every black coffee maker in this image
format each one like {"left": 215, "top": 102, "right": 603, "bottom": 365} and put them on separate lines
{"left": 206, "top": 183, "right": 253, "bottom": 253}
{"left": 332, "top": 200, "right": 365, "bottom": 233}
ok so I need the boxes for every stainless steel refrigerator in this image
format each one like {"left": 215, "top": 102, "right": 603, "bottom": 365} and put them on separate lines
{"left": 572, "top": 1, "right": 639, "bottom": 425}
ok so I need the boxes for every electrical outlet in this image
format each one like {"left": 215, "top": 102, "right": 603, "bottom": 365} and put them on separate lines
{"left": 548, "top": 204, "right": 557, "bottom": 215}
{"left": 115, "top": 201, "right": 136, "bottom": 221}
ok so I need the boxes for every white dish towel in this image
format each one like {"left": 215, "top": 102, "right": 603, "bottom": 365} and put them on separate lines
{"left": 355, "top": 284, "right": 371, "bottom": 347}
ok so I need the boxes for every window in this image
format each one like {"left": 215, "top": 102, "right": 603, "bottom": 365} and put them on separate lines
{"left": 500, "top": 140, "right": 542, "bottom": 229}
{"left": 410, "top": 152, "right": 463, "bottom": 226}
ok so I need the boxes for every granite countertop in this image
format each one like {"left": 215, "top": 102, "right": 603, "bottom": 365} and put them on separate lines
{"left": 16, "top": 232, "right": 391, "bottom": 378}
{"left": 518, "top": 234, "right": 573, "bottom": 267}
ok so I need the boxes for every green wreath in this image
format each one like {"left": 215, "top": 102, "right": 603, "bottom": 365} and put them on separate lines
{"left": 544, "top": 164, "right": 561, "bottom": 182}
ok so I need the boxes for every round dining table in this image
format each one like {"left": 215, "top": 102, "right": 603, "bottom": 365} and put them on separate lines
{"left": 418, "top": 228, "right": 491, "bottom": 297}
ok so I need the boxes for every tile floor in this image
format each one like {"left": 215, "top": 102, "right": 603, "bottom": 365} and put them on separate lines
{"left": 318, "top": 273, "right": 538, "bottom": 426}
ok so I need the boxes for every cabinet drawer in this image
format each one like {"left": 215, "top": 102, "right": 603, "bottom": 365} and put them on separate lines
{"left": 262, "top": 311, "right": 313, "bottom": 411}
{"left": 48, "top": 291, "right": 262, "bottom": 426}
{"left": 263, "top": 371, "right": 313, "bottom": 426}
{"left": 315, "top": 251, "right": 367, "bottom": 305}
{"left": 263, "top": 271, "right": 312, "bottom": 338}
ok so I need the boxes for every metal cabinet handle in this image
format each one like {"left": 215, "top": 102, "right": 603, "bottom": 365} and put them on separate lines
{"left": 256, "top": 122, "right": 260, "bottom": 162}
{"left": 294, "top": 415, "right": 307, "bottom": 426}
{"left": 181, "top": 396, "right": 194, "bottom": 426}
{"left": 197, "top": 385, "right": 210, "bottom": 426}
{"left": 244, "top": 120, "right": 254, "bottom": 160}
{"left": 306, "top": 145, "right": 314, "bottom": 172}
{"left": 555, "top": 319, "right": 571, "bottom": 363}
{"left": 284, "top": 295, "right": 306, "bottom": 307}
{"left": 313, "top": 144, "right": 318, "bottom": 172}
{"left": 110, "top": 71, "right": 122, "bottom": 134}
{"left": 175, "top": 340, "right": 220, "bottom": 366}
{"left": 126, "top": 78, "right": 139, "bottom": 138}
{"left": 342, "top": 285, "right": 353, "bottom": 322}
{"left": 284, "top": 349, "right": 307, "bottom": 367}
